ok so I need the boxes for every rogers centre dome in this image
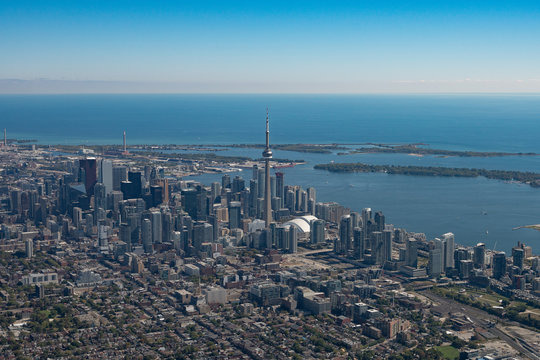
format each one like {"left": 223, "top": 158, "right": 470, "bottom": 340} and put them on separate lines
{"left": 283, "top": 215, "right": 318, "bottom": 234}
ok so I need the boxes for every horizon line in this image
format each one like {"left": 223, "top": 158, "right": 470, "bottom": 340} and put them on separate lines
{"left": 2, "top": 92, "right": 540, "bottom": 96}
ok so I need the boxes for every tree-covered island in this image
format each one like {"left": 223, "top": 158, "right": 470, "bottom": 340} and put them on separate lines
{"left": 314, "top": 162, "right": 540, "bottom": 188}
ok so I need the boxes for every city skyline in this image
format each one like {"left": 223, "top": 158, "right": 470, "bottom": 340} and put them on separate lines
{"left": 1, "top": 1, "right": 540, "bottom": 93}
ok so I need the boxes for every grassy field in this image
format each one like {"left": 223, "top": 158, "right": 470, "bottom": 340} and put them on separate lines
{"left": 435, "top": 345, "right": 459, "bottom": 359}
{"left": 439, "top": 286, "right": 506, "bottom": 307}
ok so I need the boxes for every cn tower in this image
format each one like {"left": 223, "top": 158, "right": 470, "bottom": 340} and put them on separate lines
{"left": 262, "top": 109, "right": 273, "bottom": 227}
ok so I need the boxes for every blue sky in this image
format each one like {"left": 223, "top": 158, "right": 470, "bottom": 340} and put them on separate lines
{"left": 1, "top": 1, "right": 540, "bottom": 93}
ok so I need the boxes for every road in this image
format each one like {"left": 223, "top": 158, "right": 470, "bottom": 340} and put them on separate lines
{"left": 422, "top": 290, "right": 540, "bottom": 360}
{"left": 299, "top": 248, "right": 334, "bottom": 256}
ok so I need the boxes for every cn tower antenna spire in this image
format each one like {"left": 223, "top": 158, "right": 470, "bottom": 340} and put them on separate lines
{"left": 262, "top": 108, "right": 273, "bottom": 229}
{"left": 265, "top": 107, "right": 269, "bottom": 148}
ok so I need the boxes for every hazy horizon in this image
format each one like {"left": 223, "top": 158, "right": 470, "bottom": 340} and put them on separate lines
{"left": 2, "top": 1, "right": 540, "bottom": 94}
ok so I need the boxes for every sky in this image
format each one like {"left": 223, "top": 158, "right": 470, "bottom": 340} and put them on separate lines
{"left": 1, "top": 1, "right": 540, "bottom": 93}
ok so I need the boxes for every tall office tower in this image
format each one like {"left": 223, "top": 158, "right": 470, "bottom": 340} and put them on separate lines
{"left": 110, "top": 191, "right": 124, "bottom": 214}
{"left": 459, "top": 260, "right": 473, "bottom": 279}
{"left": 172, "top": 231, "right": 182, "bottom": 251}
{"left": 532, "top": 257, "right": 540, "bottom": 273}
{"left": 473, "top": 243, "right": 486, "bottom": 269}
{"left": 94, "top": 183, "right": 106, "bottom": 211}
{"left": 308, "top": 198, "right": 316, "bottom": 216}
{"left": 275, "top": 172, "right": 284, "bottom": 208}
{"left": 222, "top": 174, "right": 231, "bottom": 189}
{"left": 492, "top": 252, "right": 507, "bottom": 279}
{"left": 307, "top": 186, "right": 316, "bottom": 203}
{"left": 428, "top": 238, "right": 444, "bottom": 277}
{"left": 143, "top": 165, "right": 152, "bottom": 184}
{"left": 374, "top": 211, "right": 385, "bottom": 232}
{"left": 98, "top": 223, "right": 109, "bottom": 249}
{"left": 232, "top": 176, "right": 245, "bottom": 193}
{"left": 193, "top": 222, "right": 213, "bottom": 252}
{"left": 262, "top": 110, "right": 273, "bottom": 227}
{"left": 299, "top": 190, "right": 307, "bottom": 213}
{"left": 270, "top": 176, "right": 276, "bottom": 199}
{"left": 361, "top": 208, "right": 372, "bottom": 228}
{"left": 94, "top": 208, "right": 106, "bottom": 227}
{"left": 261, "top": 227, "right": 271, "bottom": 249}
{"left": 208, "top": 215, "right": 218, "bottom": 242}
{"left": 406, "top": 237, "right": 418, "bottom": 267}
{"left": 120, "top": 223, "right": 132, "bottom": 251}
{"left": 383, "top": 229, "right": 393, "bottom": 262}
{"left": 149, "top": 210, "right": 162, "bottom": 244}
{"left": 162, "top": 179, "right": 173, "bottom": 203}
{"left": 311, "top": 219, "right": 326, "bottom": 244}
{"left": 256, "top": 198, "right": 265, "bottom": 219}
{"left": 112, "top": 166, "right": 128, "bottom": 191}
{"left": 25, "top": 239, "right": 33, "bottom": 259}
{"left": 228, "top": 201, "right": 242, "bottom": 230}
{"left": 454, "top": 248, "right": 470, "bottom": 268}
{"left": 285, "top": 189, "right": 296, "bottom": 212}
{"left": 369, "top": 231, "right": 384, "bottom": 265}
{"left": 98, "top": 159, "right": 113, "bottom": 194}
{"left": 512, "top": 247, "right": 524, "bottom": 269}
{"left": 237, "top": 188, "right": 248, "bottom": 217}
{"left": 9, "top": 189, "right": 20, "bottom": 213}
{"left": 150, "top": 185, "right": 163, "bottom": 207}
{"left": 142, "top": 219, "right": 152, "bottom": 253}
{"left": 274, "top": 224, "right": 289, "bottom": 249}
{"left": 211, "top": 182, "right": 221, "bottom": 203}
{"left": 252, "top": 165, "right": 259, "bottom": 180}
{"left": 161, "top": 210, "right": 173, "bottom": 243}
{"left": 39, "top": 196, "right": 48, "bottom": 223}
{"left": 339, "top": 215, "right": 353, "bottom": 254}
{"left": 79, "top": 158, "right": 97, "bottom": 195}
{"left": 73, "top": 207, "right": 83, "bottom": 228}
{"left": 83, "top": 213, "right": 94, "bottom": 235}
{"left": 353, "top": 227, "right": 365, "bottom": 259}
{"left": 289, "top": 226, "right": 298, "bottom": 254}
{"left": 127, "top": 171, "right": 142, "bottom": 198}
{"left": 182, "top": 185, "right": 208, "bottom": 221}
{"left": 294, "top": 187, "right": 302, "bottom": 211}
{"left": 249, "top": 179, "right": 258, "bottom": 217}
{"left": 257, "top": 168, "right": 265, "bottom": 197}
{"left": 120, "top": 181, "right": 133, "bottom": 200}
{"left": 268, "top": 223, "right": 277, "bottom": 248}
{"left": 182, "top": 215, "right": 193, "bottom": 238}
{"left": 271, "top": 196, "right": 281, "bottom": 211}
{"left": 441, "top": 232, "right": 455, "bottom": 270}
{"left": 349, "top": 212, "right": 360, "bottom": 229}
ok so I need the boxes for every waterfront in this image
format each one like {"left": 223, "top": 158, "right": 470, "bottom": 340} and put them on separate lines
{"left": 190, "top": 147, "right": 540, "bottom": 255}
{"left": 3, "top": 94, "right": 540, "bottom": 254}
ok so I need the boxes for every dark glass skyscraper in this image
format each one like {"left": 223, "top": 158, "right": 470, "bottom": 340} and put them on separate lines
{"left": 79, "top": 158, "right": 97, "bottom": 195}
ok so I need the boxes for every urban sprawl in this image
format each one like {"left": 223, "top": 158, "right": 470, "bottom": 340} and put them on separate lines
{"left": 0, "top": 128, "right": 539, "bottom": 360}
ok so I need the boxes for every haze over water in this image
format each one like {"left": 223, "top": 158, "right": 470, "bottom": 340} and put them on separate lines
{"left": 2, "top": 93, "right": 540, "bottom": 254}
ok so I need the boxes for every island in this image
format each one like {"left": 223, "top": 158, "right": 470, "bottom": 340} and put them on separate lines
{"left": 339, "top": 144, "right": 538, "bottom": 157}
{"left": 314, "top": 162, "right": 540, "bottom": 188}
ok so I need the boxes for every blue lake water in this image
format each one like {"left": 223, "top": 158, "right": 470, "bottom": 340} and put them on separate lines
{"left": 2, "top": 94, "right": 540, "bottom": 254}
{"left": 190, "top": 148, "right": 540, "bottom": 255}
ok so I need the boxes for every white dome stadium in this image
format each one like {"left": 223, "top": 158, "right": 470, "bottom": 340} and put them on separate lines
{"left": 283, "top": 215, "right": 318, "bottom": 233}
